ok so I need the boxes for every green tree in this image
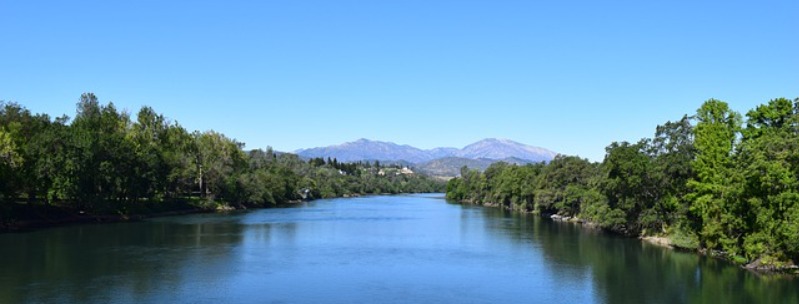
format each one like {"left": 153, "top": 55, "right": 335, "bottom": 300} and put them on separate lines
{"left": 69, "top": 93, "right": 138, "bottom": 209}
{"left": 686, "top": 99, "right": 743, "bottom": 254}
{"left": 0, "top": 128, "right": 22, "bottom": 199}
{"left": 598, "top": 141, "right": 656, "bottom": 234}
{"left": 737, "top": 98, "right": 799, "bottom": 263}
{"left": 0, "top": 93, "right": 446, "bottom": 224}
{"left": 0, "top": 127, "right": 22, "bottom": 222}
{"left": 536, "top": 156, "right": 594, "bottom": 216}
{"left": 193, "top": 131, "right": 247, "bottom": 199}
{"left": 642, "top": 116, "right": 698, "bottom": 236}
{"left": 0, "top": 102, "right": 57, "bottom": 202}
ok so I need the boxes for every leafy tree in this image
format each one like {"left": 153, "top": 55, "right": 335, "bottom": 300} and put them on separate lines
{"left": 737, "top": 98, "right": 799, "bottom": 263}
{"left": 0, "top": 93, "right": 446, "bottom": 228}
{"left": 598, "top": 141, "right": 657, "bottom": 234}
{"left": 443, "top": 96, "right": 799, "bottom": 267}
{"left": 649, "top": 115, "right": 696, "bottom": 232}
{"left": 69, "top": 93, "right": 138, "bottom": 208}
{"left": 0, "top": 128, "right": 22, "bottom": 201}
{"left": 193, "top": 131, "right": 247, "bottom": 199}
{"left": 686, "top": 99, "right": 742, "bottom": 254}
{"left": 536, "top": 156, "right": 594, "bottom": 216}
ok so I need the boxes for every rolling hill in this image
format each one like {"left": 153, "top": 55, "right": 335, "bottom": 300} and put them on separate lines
{"left": 295, "top": 138, "right": 557, "bottom": 177}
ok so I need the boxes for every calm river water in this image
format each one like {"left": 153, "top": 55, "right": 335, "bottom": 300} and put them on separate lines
{"left": 1, "top": 194, "right": 796, "bottom": 303}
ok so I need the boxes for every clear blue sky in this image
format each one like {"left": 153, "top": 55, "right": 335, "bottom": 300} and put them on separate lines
{"left": 1, "top": 0, "right": 796, "bottom": 161}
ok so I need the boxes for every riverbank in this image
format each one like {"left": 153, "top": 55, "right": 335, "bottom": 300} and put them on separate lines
{"left": 0, "top": 199, "right": 213, "bottom": 232}
{"left": 0, "top": 192, "right": 425, "bottom": 233}
{"left": 453, "top": 199, "right": 799, "bottom": 275}
{"left": 0, "top": 208, "right": 210, "bottom": 232}
{"left": 640, "top": 236, "right": 673, "bottom": 248}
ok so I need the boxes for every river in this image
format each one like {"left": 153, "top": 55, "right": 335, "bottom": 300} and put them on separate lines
{"left": 1, "top": 194, "right": 796, "bottom": 303}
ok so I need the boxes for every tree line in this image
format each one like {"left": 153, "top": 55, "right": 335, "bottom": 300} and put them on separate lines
{"left": 0, "top": 93, "right": 444, "bottom": 224}
{"left": 447, "top": 97, "right": 799, "bottom": 268}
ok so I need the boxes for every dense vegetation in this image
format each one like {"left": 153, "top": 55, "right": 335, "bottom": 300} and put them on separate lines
{"left": 0, "top": 93, "right": 444, "bottom": 226}
{"left": 447, "top": 97, "right": 799, "bottom": 268}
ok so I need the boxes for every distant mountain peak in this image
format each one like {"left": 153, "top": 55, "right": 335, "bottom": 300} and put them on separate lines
{"left": 457, "top": 138, "right": 556, "bottom": 161}
{"left": 295, "top": 138, "right": 430, "bottom": 163}
{"left": 295, "top": 138, "right": 557, "bottom": 170}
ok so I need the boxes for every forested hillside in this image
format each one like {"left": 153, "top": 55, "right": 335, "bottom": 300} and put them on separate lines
{"left": 0, "top": 93, "right": 444, "bottom": 226}
{"left": 447, "top": 97, "right": 799, "bottom": 269}
{"left": 296, "top": 138, "right": 557, "bottom": 177}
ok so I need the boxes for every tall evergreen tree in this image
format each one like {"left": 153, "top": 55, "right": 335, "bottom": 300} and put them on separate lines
{"left": 685, "top": 99, "right": 742, "bottom": 253}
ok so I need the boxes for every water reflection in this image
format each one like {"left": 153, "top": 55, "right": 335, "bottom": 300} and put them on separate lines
{"left": 477, "top": 207, "right": 799, "bottom": 304}
{"left": 1, "top": 195, "right": 797, "bottom": 304}
{"left": 0, "top": 216, "right": 245, "bottom": 303}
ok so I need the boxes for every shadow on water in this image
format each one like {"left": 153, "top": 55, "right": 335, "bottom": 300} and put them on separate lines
{"left": 1, "top": 196, "right": 797, "bottom": 303}
{"left": 479, "top": 207, "right": 799, "bottom": 304}
{"left": 0, "top": 215, "right": 246, "bottom": 303}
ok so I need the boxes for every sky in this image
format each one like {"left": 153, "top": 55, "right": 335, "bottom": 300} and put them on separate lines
{"left": 1, "top": 0, "right": 796, "bottom": 161}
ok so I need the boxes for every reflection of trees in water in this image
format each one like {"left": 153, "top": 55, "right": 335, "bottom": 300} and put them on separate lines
{"left": 587, "top": 232, "right": 798, "bottom": 304}
{"left": 0, "top": 219, "right": 245, "bottom": 303}
{"left": 2, "top": 204, "right": 797, "bottom": 304}
{"left": 479, "top": 208, "right": 798, "bottom": 304}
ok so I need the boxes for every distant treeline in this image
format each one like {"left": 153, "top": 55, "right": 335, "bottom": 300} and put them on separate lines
{"left": 0, "top": 93, "right": 444, "bottom": 223}
{"left": 447, "top": 97, "right": 799, "bottom": 268}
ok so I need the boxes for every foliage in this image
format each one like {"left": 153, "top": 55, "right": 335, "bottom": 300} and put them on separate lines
{"left": 0, "top": 95, "right": 445, "bottom": 224}
{"left": 686, "top": 99, "right": 743, "bottom": 254}
{"left": 446, "top": 97, "right": 799, "bottom": 267}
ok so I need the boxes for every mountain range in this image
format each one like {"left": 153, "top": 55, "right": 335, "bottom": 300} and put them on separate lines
{"left": 295, "top": 138, "right": 558, "bottom": 177}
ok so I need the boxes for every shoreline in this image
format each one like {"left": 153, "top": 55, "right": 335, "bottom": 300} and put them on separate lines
{"left": 454, "top": 198, "right": 799, "bottom": 276}
{"left": 0, "top": 192, "right": 436, "bottom": 233}
{"left": 0, "top": 207, "right": 212, "bottom": 233}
